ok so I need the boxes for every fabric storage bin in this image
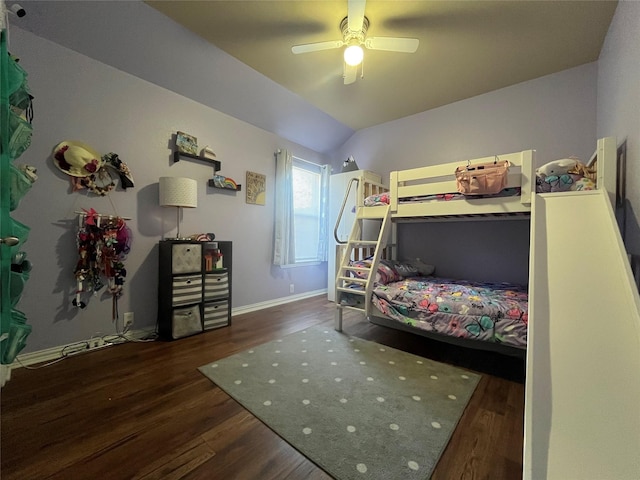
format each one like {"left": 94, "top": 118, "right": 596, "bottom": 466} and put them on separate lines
{"left": 171, "top": 274, "right": 202, "bottom": 307}
{"left": 171, "top": 304, "right": 202, "bottom": 339}
{"left": 1, "top": 309, "right": 32, "bottom": 364}
{"left": 6, "top": 54, "right": 26, "bottom": 96}
{"left": 203, "top": 300, "right": 229, "bottom": 330}
{"left": 9, "top": 270, "right": 30, "bottom": 308}
{"left": 204, "top": 272, "right": 228, "bottom": 300}
{"left": 9, "top": 164, "right": 34, "bottom": 211}
{"left": 8, "top": 109, "right": 33, "bottom": 160}
{"left": 7, "top": 218, "right": 30, "bottom": 259}
{"left": 171, "top": 243, "right": 201, "bottom": 274}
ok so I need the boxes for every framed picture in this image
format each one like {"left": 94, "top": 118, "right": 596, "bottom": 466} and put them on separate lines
{"left": 246, "top": 171, "right": 266, "bottom": 205}
{"left": 176, "top": 131, "right": 198, "bottom": 155}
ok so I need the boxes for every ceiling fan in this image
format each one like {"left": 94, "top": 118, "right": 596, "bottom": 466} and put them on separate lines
{"left": 291, "top": 0, "right": 419, "bottom": 85}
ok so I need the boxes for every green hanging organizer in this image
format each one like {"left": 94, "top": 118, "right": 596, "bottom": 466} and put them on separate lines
{"left": 1, "top": 29, "right": 35, "bottom": 364}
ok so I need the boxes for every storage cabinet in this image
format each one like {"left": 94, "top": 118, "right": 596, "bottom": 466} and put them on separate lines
{"left": 158, "top": 240, "right": 232, "bottom": 340}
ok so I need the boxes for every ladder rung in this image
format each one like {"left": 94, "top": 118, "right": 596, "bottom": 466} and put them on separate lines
{"left": 336, "top": 287, "right": 366, "bottom": 295}
{"left": 338, "top": 305, "right": 366, "bottom": 313}
{"left": 349, "top": 241, "right": 377, "bottom": 246}
{"left": 337, "top": 276, "right": 366, "bottom": 283}
{"left": 341, "top": 266, "right": 370, "bottom": 272}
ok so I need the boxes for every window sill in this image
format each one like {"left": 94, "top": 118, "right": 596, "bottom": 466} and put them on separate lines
{"left": 279, "top": 261, "right": 324, "bottom": 269}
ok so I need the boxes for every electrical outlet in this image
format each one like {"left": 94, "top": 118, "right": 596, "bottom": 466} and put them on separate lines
{"left": 88, "top": 337, "right": 104, "bottom": 349}
{"left": 123, "top": 312, "right": 134, "bottom": 329}
{"left": 289, "top": 284, "right": 295, "bottom": 294}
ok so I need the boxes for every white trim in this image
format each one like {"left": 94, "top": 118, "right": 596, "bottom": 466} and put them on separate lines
{"left": 10, "top": 328, "right": 155, "bottom": 369}
{"left": 9, "top": 292, "right": 328, "bottom": 370}
{"left": 279, "top": 261, "right": 322, "bottom": 269}
{"left": 1, "top": 364, "right": 11, "bottom": 387}
{"left": 232, "top": 289, "right": 327, "bottom": 316}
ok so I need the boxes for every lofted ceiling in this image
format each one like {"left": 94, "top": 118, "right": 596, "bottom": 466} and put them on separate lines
{"left": 146, "top": 0, "right": 618, "bottom": 131}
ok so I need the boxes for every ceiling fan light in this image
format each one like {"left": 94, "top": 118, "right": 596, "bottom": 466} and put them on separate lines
{"left": 344, "top": 45, "right": 364, "bottom": 66}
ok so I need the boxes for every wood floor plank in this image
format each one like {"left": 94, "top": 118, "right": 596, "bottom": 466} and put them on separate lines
{"left": 136, "top": 441, "right": 216, "bottom": 480}
{"left": 1, "top": 296, "right": 524, "bottom": 479}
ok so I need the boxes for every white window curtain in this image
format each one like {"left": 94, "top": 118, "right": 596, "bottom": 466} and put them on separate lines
{"left": 273, "top": 149, "right": 296, "bottom": 266}
{"left": 317, "top": 164, "right": 330, "bottom": 262}
{"left": 274, "top": 150, "right": 329, "bottom": 266}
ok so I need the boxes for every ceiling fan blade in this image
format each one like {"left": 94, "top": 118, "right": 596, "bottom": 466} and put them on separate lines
{"left": 292, "top": 40, "right": 344, "bottom": 54}
{"left": 348, "top": 0, "right": 366, "bottom": 32}
{"left": 343, "top": 64, "right": 357, "bottom": 85}
{"left": 365, "top": 37, "right": 419, "bottom": 53}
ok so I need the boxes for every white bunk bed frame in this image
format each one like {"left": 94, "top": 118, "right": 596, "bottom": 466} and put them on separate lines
{"left": 335, "top": 136, "right": 640, "bottom": 479}
{"left": 359, "top": 137, "right": 617, "bottom": 222}
{"left": 338, "top": 148, "right": 537, "bottom": 357}
{"left": 392, "top": 149, "right": 535, "bottom": 217}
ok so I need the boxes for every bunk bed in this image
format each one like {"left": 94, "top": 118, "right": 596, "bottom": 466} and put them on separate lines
{"left": 335, "top": 137, "right": 618, "bottom": 357}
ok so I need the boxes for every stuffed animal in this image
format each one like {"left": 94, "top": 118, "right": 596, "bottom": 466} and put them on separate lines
{"left": 568, "top": 162, "right": 597, "bottom": 181}
{"left": 536, "top": 158, "right": 582, "bottom": 193}
{"left": 535, "top": 156, "right": 597, "bottom": 193}
{"left": 536, "top": 158, "right": 579, "bottom": 177}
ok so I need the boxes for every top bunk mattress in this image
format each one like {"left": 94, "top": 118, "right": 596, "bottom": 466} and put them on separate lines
{"left": 362, "top": 152, "right": 600, "bottom": 219}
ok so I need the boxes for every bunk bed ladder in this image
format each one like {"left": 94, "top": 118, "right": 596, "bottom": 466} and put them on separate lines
{"left": 335, "top": 205, "right": 392, "bottom": 331}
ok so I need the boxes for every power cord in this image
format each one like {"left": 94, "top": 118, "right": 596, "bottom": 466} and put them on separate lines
{"left": 14, "top": 354, "right": 67, "bottom": 370}
{"left": 13, "top": 327, "right": 158, "bottom": 370}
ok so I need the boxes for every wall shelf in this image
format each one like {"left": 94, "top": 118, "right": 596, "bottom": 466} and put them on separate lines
{"left": 208, "top": 179, "right": 242, "bottom": 192}
{"left": 173, "top": 149, "right": 239, "bottom": 191}
{"left": 173, "top": 151, "right": 221, "bottom": 172}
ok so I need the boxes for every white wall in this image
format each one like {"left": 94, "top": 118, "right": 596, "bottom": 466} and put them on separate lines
{"left": 333, "top": 62, "right": 597, "bottom": 176}
{"left": 10, "top": 27, "right": 328, "bottom": 353}
{"left": 11, "top": 1, "right": 353, "bottom": 154}
{"left": 597, "top": 0, "right": 640, "bottom": 256}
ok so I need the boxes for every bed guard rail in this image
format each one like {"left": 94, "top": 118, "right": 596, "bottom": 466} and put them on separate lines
{"left": 334, "top": 177, "right": 359, "bottom": 245}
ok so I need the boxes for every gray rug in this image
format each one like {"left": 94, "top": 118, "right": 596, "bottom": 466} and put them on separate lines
{"left": 199, "top": 325, "right": 481, "bottom": 480}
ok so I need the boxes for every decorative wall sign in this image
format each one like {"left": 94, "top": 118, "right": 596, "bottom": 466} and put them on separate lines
{"left": 246, "top": 171, "right": 266, "bottom": 205}
{"left": 176, "top": 131, "right": 198, "bottom": 155}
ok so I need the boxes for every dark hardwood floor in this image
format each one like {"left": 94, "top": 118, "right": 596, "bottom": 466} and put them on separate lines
{"left": 1, "top": 296, "right": 525, "bottom": 479}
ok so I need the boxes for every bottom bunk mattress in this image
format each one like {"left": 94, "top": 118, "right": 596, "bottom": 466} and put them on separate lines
{"left": 371, "top": 276, "right": 528, "bottom": 349}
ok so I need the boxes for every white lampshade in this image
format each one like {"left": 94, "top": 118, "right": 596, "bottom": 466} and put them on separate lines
{"left": 344, "top": 45, "right": 364, "bottom": 66}
{"left": 159, "top": 177, "right": 197, "bottom": 208}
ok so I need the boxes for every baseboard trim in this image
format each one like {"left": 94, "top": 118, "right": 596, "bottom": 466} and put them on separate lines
{"left": 10, "top": 290, "right": 328, "bottom": 371}
{"left": 232, "top": 289, "right": 327, "bottom": 316}
{"left": 11, "top": 328, "right": 156, "bottom": 370}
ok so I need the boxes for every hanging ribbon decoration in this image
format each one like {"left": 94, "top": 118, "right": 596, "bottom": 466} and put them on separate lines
{"left": 73, "top": 210, "right": 131, "bottom": 320}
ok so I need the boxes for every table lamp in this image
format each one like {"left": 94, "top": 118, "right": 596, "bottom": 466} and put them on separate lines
{"left": 159, "top": 177, "right": 197, "bottom": 239}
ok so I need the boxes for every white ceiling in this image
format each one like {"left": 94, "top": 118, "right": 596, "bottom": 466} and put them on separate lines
{"left": 11, "top": 1, "right": 617, "bottom": 153}
{"left": 146, "top": 0, "right": 618, "bottom": 130}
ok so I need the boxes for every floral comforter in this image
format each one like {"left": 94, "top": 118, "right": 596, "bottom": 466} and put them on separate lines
{"left": 371, "top": 276, "right": 528, "bottom": 348}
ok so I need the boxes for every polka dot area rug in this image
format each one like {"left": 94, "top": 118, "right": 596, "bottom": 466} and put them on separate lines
{"left": 198, "top": 325, "right": 481, "bottom": 480}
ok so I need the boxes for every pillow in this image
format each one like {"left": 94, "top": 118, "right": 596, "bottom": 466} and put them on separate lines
{"left": 349, "top": 257, "right": 401, "bottom": 285}
{"left": 387, "top": 258, "right": 436, "bottom": 277}
{"left": 364, "top": 192, "right": 390, "bottom": 206}
{"left": 536, "top": 173, "right": 585, "bottom": 193}
{"left": 571, "top": 177, "right": 596, "bottom": 191}
{"left": 409, "top": 258, "right": 436, "bottom": 276}
{"left": 347, "top": 257, "right": 435, "bottom": 284}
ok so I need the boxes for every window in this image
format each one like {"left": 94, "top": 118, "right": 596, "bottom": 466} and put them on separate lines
{"left": 292, "top": 157, "right": 326, "bottom": 263}
{"left": 273, "top": 149, "right": 328, "bottom": 266}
